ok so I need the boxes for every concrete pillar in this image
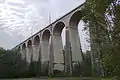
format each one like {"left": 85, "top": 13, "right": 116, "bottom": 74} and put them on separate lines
{"left": 32, "top": 45, "right": 40, "bottom": 76}
{"left": 68, "top": 26, "right": 83, "bottom": 75}
{"left": 32, "top": 45, "right": 39, "bottom": 61}
{"left": 48, "top": 35, "right": 54, "bottom": 76}
{"left": 21, "top": 49, "right": 26, "bottom": 60}
{"left": 53, "top": 33, "right": 64, "bottom": 72}
{"left": 64, "top": 26, "right": 83, "bottom": 76}
{"left": 41, "top": 40, "right": 49, "bottom": 75}
{"left": 41, "top": 40, "right": 49, "bottom": 62}
{"left": 26, "top": 47, "right": 33, "bottom": 64}
{"left": 64, "top": 27, "right": 72, "bottom": 76}
{"left": 68, "top": 26, "right": 83, "bottom": 62}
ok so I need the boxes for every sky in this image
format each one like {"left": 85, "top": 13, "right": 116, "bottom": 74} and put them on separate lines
{"left": 0, "top": 0, "right": 89, "bottom": 52}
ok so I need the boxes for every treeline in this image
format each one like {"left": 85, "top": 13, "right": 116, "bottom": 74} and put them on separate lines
{"left": 82, "top": 0, "right": 120, "bottom": 77}
{"left": 0, "top": 47, "right": 92, "bottom": 78}
{"left": 0, "top": 48, "right": 30, "bottom": 78}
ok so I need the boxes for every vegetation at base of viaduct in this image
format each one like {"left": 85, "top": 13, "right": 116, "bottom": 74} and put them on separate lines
{"left": 0, "top": 47, "right": 92, "bottom": 78}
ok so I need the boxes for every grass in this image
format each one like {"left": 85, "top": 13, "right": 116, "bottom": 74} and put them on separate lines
{"left": 2, "top": 77, "right": 117, "bottom": 80}
{"left": 39, "top": 77, "right": 116, "bottom": 80}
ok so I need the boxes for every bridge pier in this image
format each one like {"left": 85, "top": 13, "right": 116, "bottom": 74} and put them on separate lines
{"left": 52, "top": 33, "right": 64, "bottom": 75}
{"left": 32, "top": 45, "right": 39, "bottom": 61}
{"left": 64, "top": 27, "right": 72, "bottom": 76}
{"left": 26, "top": 46, "right": 32, "bottom": 64}
{"left": 48, "top": 35, "right": 54, "bottom": 76}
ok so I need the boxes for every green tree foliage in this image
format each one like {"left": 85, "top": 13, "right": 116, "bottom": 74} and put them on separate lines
{"left": 0, "top": 49, "right": 28, "bottom": 78}
{"left": 82, "top": 0, "right": 120, "bottom": 77}
{"left": 80, "top": 51, "right": 92, "bottom": 77}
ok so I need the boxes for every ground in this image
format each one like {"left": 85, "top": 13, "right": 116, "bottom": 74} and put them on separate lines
{"left": 2, "top": 77, "right": 116, "bottom": 80}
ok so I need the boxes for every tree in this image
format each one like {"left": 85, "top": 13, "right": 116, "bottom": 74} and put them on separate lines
{"left": 0, "top": 49, "right": 28, "bottom": 78}
{"left": 82, "top": 0, "right": 120, "bottom": 77}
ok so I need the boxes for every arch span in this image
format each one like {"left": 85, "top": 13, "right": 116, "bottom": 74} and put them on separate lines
{"left": 53, "top": 22, "right": 65, "bottom": 35}
{"left": 34, "top": 35, "right": 40, "bottom": 45}
{"left": 42, "top": 30, "right": 50, "bottom": 42}
{"left": 69, "top": 11, "right": 83, "bottom": 27}
{"left": 22, "top": 43, "right": 26, "bottom": 49}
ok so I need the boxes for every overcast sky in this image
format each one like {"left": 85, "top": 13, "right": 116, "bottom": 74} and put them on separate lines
{"left": 0, "top": 0, "right": 89, "bottom": 52}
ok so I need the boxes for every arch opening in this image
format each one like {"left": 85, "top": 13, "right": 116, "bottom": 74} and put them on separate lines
{"left": 27, "top": 40, "right": 32, "bottom": 48}
{"left": 34, "top": 35, "right": 40, "bottom": 46}
{"left": 22, "top": 43, "right": 26, "bottom": 49}
{"left": 53, "top": 22, "right": 65, "bottom": 36}
{"left": 53, "top": 22, "right": 65, "bottom": 74}
{"left": 42, "top": 30, "right": 50, "bottom": 42}
{"left": 69, "top": 11, "right": 83, "bottom": 28}
{"left": 78, "top": 20, "right": 90, "bottom": 53}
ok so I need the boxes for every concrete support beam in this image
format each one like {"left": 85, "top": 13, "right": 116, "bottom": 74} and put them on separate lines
{"left": 68, "top": 26, "right": 82, "bottom": 62}
{"left": 32, "top": 45, "right": 39, "bottom": 61}
{"left": 41, "top": 40, "right": 49, "bottom": 75}
{"left": 48, "top": 35, "right": 54, "bottom": 76}
{"left": 68, "top": 26, "right": 83, "bottom": 75}
{"left": 41, "top": 41, "right": 49, "bottom": 62}
{"left": 21, "top": 49, "right": 26, "bottom": 60}
{"left": 53, "top": 33, "right": 64, "bottom": 72}
{"left": 64, "top": 27, "right": 72, "bottom": 76}
{"left": 26, "top": 47, "right": 33, "bottom": 64}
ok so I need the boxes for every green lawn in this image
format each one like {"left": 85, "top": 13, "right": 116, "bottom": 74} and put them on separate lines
{"left": 2, "top": 77, "right": 117, "bottom": 80}
{"left": 42, "top": 77, "right": 117, "bottom": 80}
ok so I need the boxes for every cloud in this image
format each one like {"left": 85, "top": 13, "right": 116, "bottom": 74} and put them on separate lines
{"left": 0, "top": 0, "right": 85, "bottom": 49}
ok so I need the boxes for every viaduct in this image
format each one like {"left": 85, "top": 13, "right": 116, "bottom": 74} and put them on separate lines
{"left": 13, "top": 3, "right": 89, "bottom": 76}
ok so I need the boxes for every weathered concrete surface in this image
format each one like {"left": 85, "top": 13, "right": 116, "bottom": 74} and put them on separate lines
{"left": 68, "top": 26, "right": 82, "bottom": 62}
{"left": 41, "top": 41, "right": 49, "bottom": 63}
{"left": 21, "top": 48, "right": 26, "bottom": 60}
{"left": 26, "top": 47, "right": 32, "bottom": 63}
{"left": 32, "top": 45, "right": 39, "bottom": 61}
{"left": 53, "top": 33, "right": 64, "bottom": 71}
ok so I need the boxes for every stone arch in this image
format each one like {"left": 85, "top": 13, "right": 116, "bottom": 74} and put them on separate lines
{"left": 53, "top": 22, "right": 65, "bottom": 36}
{"left": 69, "top": 10, "right": 83, "bottom": 27}
{"left": 22, "top": 43, "right": 26, "bottom": 49}
{"left": 41, "top": 30, "right": 51, "bottom": 75}
{"left": 34, "top": 35, "right": 40, "bottom": 46}
{"left": 52, "top": 21, "right": 65, "bottom": 74}
{"left": 26, "top": 40, "right": 33, "bottom": 63}
{"left": 42, "top": 30, "right": 50, "bottom": 42}
{"left": 27, "top": 40, "right": 32, "bottom": 48}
